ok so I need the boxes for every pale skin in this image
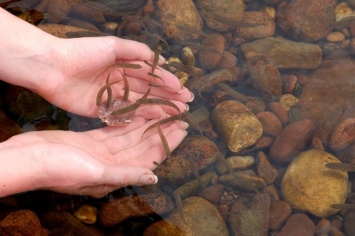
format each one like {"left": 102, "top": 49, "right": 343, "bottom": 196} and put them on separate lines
{"left": 0, "top": 8, "right": 192, "bottom": 198}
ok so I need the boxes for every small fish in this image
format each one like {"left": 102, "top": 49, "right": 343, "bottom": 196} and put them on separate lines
{"left": 180, "top": 42, "right": 222, "bottom": 55}
{"left": 157, "top": 120, "right": 171, "bottom": 158}
{"left": 96, "top": 79, "right": 121, "bottom": 107}
{"left": 167, "top": 61, "right": 204, "bottom": 77}
{"left": 148, "top": 72, "right": 165, "bottom": 84}
{"left": 105, "top": 74, "right": 113, "bottom": 109}
{"left": 331, "top": 203, "right": 355, "bottom": 209}
{"left": 325, "top": 163, "right": 355, "bottom": 172}
{"left": 211, "top": 13, "right": 264, "bottom": 28}
{"left": 111, "top": 102, "right": 140, "bottom": 116}
{"left": 106, "top": 63, "right": 142, "bottom": 70}
{"left": 142, "top": 114, "right": 182, "bottom": 137}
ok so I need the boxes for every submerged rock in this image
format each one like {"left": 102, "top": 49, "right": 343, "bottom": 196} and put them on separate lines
{"left": 281, "top": 149, "right": 348, "bottom": 217}
{"left": 240, "top": 37, "right": 322, "bottom": 69}
{"left": 211, "top": 100, "right": 263, "bottom": 153}
{"left": 167, "top": 197, "right": 229, "bottom": 236}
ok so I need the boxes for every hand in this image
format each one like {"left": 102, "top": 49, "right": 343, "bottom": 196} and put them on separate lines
{"left": 36, "top": 36, "right": 193, "bottom": 118}
{"left": 1, "top": 117, "right": 188, "bottom": 198}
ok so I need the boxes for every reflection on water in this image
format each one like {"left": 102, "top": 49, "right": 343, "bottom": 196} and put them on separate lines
{"left": 1, "top": 0, "right": 355, "bottom": 235}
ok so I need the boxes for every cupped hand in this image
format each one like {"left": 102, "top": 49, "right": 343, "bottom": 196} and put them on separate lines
{"left": 5, "top": 117, "right": 188, "bottom": 198}
{"left": 36, "top": 36, "right": 193, "bottom": 118}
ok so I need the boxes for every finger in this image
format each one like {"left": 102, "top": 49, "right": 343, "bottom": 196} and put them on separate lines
{"left": 138, "top": 128, "right": 188, "bottom": 170}
{"left": 105, "top": 119, "right": 187, "bottom": 155}
{"left": 113, "top": 37, "right": 165, "bottom": 63}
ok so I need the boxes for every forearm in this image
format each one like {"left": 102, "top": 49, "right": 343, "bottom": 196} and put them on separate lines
{"left": 0, "top": 7, "right": 59, "bottom": 92}
{"left": 0, "top": 140, "right": 44, "bottom": 197}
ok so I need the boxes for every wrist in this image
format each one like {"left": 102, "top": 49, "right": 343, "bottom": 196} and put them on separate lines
{"left": 0, "top": 141, "right": 45, "bottom": 197}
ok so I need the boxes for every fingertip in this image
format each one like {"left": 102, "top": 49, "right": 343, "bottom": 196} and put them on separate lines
{"left": 140, "top": 174, "right": 158, "bottom": 185}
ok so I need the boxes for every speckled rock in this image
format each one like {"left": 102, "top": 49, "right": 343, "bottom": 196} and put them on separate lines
{"left": 37, "top": 24, "right": 92, "bottom": 38}
{"left": 195, "top": 0, "right": 245, "bottom": 32}
{"left": 281, "top": 149, "right": 348, "bottom": 217}
{"left": 329, "top": 118, "right": 355, "bottom": 151}
{"left": 279, "top": 94, "right": 299, "bottom": 112}
{"left": 219, "top": 170, "right": 266, "bottom": 192}
{"left": 155, "top": 135, "right": 221, "bottom": 187}
{"left": 0, "top": 210, "right": 41, "bottom": 236}
{"left": 216, "top": 51, "right": 238, "bottom": 70}
{"left": 235, "top": 11, "right": 275, "bottom": 40}
{"left": 215, "top": 155, "right": 255, "bottom": 174}
{"left": 228, "top": 193, "right": 270, "bottom": 236}
{"left": 257, "top": 111, "right": 283, "bottom": 137}
{"left": 167, "top": 197, "right": 229, "bottom": 236}
{"left": 156, "top": 0, "right": 203, "bottom": 41}
{"left": 211, "top": 100, "right": 263, "bottom": 153}
{"left": 198, "top": 33, "right": 225, "bottom": 70}
{"left": 240, "top": 37, "right": 322, "bottom": 69}
{"left": 276, "top": 0, "right": 337, "bottom": 42}
{"left": 269, "top": 119, "right": 315, "bottom": 163}
{"left": 277, "top": 213, "right": 316, "bottom": 236}
{"left": 99, "top": 193, "right": 174, "bottom": 227}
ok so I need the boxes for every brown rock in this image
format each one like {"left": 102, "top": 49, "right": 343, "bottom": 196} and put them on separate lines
{"left": 156, "top": 0, "right": 203, "bottom": 41}
{"left": 167, "top": 197, "right": 229, "bottom": 236}
{"left": 38, "top": 24, "right": 92, "bottom": 38}
{"left": 256, "top": 111, "right": 283, "bottom": 137}
{"left": 211, "top": 100, "right": 263, "bottom": 153}
{"left": 248, "top": 58, "right": 283, "bottom": 100}
{"left": 69, "top": 3, "right": 106, "bottom": 23}
{"left": 329, "top": 118, "right": 355, "bottom": 151}
{"left": 0, "top": 110, "right": 22, "bottom": 142}
{"left": 144, "top": 220, "right": 184, "bottom": 236}
{"left": 155, "top": 136, "right": 221, "bottom": 187}
{"left": 277, "top": 213, "right": 316, "bottom": 236}
{"left": 276, "top": 0, "right": 337, "bottom": 42}
{"left": 0, "top": 210, "right": 41, "bottom": 236}
{"left": 236, "top": 11, "right": 275, "bottom": 40}
{"left": 198, "top": 33, "right": 225, "bottom": 70}
{"left": 262, "top": 184, "right": 280, "bottom": 201}
{"left": 256, "top": 151, "right": 278, "bottom": 184}
{"left": 198, "top": 184, "right": 224, "bottom": 203}
{"left": 99, "top": 193, "right": 174, "bottom": 227}
{"left": 46, "top": 0, "right": 72, "bottom": 23}
{"left": 269, "top": 200, "right": 292, "bottom": 231}
{"left": 268, "top": 102, "right": 289, "bottom": 124}
{"left": 316, "top": 218, "right": 331, "bottom": 236}
{"left": 216, "top": 51, "right": 237, "bottom": 70}
{"left": 281, "top": 74, "right": 298, "bottom": 94}
{"left": 240, "top": 37, "right": 322, "bottom": 69}
{"left": 269, "top": 119, "right": 314, "bottom": 163}
{"left": 195, "top": 0, "right": 245, "bottom": 32}
{"left": 289, "top": 58, "right": 355, "bottom": 145}
{"left": 343, "top": 210, "right": 355, "bottom": 236}
{"left": 228, "top": 193, "right": 270, "bottom": 236}
{"left": 219, "top": 170, "right": 266, "bottom": 192}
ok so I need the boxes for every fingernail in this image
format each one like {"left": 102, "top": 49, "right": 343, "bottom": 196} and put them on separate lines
{"left": 177, "top": 84, "right": 184, "bottom": 94}
{"left": 185, "top": 104, "right": 189, "bottom": 111}
{"left": 183, "top": 121, "right": 189, "bottom": 129}
{"left": 189, "top": 92, "right": 195, "bottom": 102}
{"left": 159, "top": 55, "right": 167, "bottom": 64}
{"left": 142, "top": 174, "right": 158, "bottom": 185}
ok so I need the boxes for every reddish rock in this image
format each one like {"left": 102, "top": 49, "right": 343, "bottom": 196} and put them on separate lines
{"left": 248, "top": 58, "right": 282, "bottom": 100}
{"left": 316, "top": 218, "right": 331, "bottom": 236}
{"left": 198, "top": 33, "right": 225, "bottom": 70}
{"left": 329, "top": 118, "right": 355, "bottom": 151}
{"left": 257, "top": 111, "right": 283, "bottom": 137}
{"left": 289, "top": 58, "right": 355, "bottom": 146}
{"left": 277, "top": 213, "right": 316, "bottom": 236}
{"left": 0, "top": 110, "right": 22, "bottom": 142}
{"left": 99, "top": 193, "right": 174, "bottom": 227}
{"left": 256, "top": 152, "right": 278, "bottom": 184}
{"left": 0, "top": 210, "right": 41, "bottom": 236}
{"left": 216, "top": 51, "right": 237, "bottom": 70}
{"left": 276, "top": 0, "right": 337, "bottom": 42}
{"left": 268, "top": 102, "right": 289, "bottom": 124}
{"left": 269, "top": 200, "right": 292, "bottom": 231}
{"left": 198, "top": 184, "right": 224, "bottom": 203}
{"left": 269, "top": 119, "right": 315, "bottom": 163}
{"left": 235, "top": 11, "right": 275, "bottom": 40}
